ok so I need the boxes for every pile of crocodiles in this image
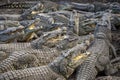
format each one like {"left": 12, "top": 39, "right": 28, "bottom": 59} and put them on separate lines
{"left": 0, "top": 0, "right": 120, "bottom": 80}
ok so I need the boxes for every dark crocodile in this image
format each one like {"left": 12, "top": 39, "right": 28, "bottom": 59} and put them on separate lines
{"left": 76, "top": 13, "right": 113, "bottom": 80}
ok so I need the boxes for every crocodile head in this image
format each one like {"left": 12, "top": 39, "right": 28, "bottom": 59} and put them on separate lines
{"left": 56, "top": 31, "right": 79, "bottom": 50}
{"left": 31, "top": 27, "right": 67, "bottom": 49}
{"left": 42, "top": 30, "right": 79, "bottom": 49}
{"left": 49, "top": 41, "right": 91, "bottom": 78}
{"left": 94, "top": 13, "right": 111, "bottom": 40}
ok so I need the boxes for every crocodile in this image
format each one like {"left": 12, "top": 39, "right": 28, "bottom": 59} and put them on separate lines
{"left": 70, "top": 2, "right": 120, "bottom": 13}
{"left": 34, "top": 13, "right": 69, "bottom": 29}
{"left": 0, "top": 1, "right": 39, "bottom": 9}
{"left": 67, "top": 11, "right": 96, "bottom": 35}
{"left": 20, "top": 2, "right": 43, "bottom": 20}
{"left": 0, "top": 40, "right": 91, "bottom": 80}
{"left": 48, "top": 10, "right": 72, "bottom": 18}
{"left": 0, "top": 43, "right": 32, "bottom": 54}
{"left": 0, "top": 32, "right": 24, "bottom": 43}
{"left": 76, "top": 13, "right": 114, "bottom": 80}
{"left": 78, "top": 19, "right": 96, "bottom": 35}
{"left": 0, "top": 27, "right": 41, "bottom": 43}
{"left": 34, "top": 13, "right": 55, "bottom": 24}
{"left": 19, "top": 18, "right": 42, "bottom": 41}
{"left": 0, "top": 33, "right": 94, "bottom": 73}
{"left": 0, "top": 48, "right": 59, "bottom": 73}
{"left": 55, "top": 31, "right": 79, "bottom": 50}
{"left": 0, "top": 18, "right": 42, "bottom": 42}
{"left": 0, "top": 14, "right": 21, "bottom": 20}
{"left": 40, "top": 0, "right": 59, "bottom": 13}
{"left": 0, "top": 27, "right": 69, "bottom": 53}
{"left": 43, "top": 31, "right": 80, "bottom": 49}
{"left": 31, "top": 27, "right": 67, "bottom": 49}
{"left": 49, "top": 13, "right": 69, "bottom": 25}
{"left": 20, "top": 1, "right": 59, "bottom": 20}
{"left": 0, "top": 30, "right": 93, "bottom": 53}
{"left": 0, "top": 26, "right": 24, "bottom": 35}
{"left": 0, "top": 18, "right": 40, "bottom": 32}
{"left": 0, "top": 21, "right": 20, "bottom": 30}
{"left": 70, "top": 2, "right": 95, "bottom": 12}
{"left": 95, "top": 76, "right": 120, "bottom": 80}
{"left": 20, "top": 20, "right": 65, "bottom": 35}
{"left": 19, "top": 27, "right": 41, "bottom": 42}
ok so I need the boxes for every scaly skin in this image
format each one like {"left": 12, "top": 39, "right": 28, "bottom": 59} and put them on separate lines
{"left": 0, "top": 32, "right": 24, "bottom": 43}
{"left": 76, "top": 13, "right": 112, "bottom": 80}
{"left": 0, "top": 48, "right": 59, "bottom": 73}
{"left": 20, "top": 1, "right": 59, "bottom": 20}
{"left": 0, "top": 21, "right": 20, "bottom": 30}
{"left": 70, "top": 2, "right": 120, "bottom": 13}
{"left": 0, "top": 19, "right": 41, "bottom": 43}
{"left": 0, "top": 66, "right": 64, "bottom": 80}
{"left": 0, "top": 40, "right": 91, "bottom": 80}
{"left": 112, "top": 61, "right": 120, "bottom": 70}
{"left": 0, "top": 33, "right": 93, "bottom": 73}
{"left": 76, "top": 39, "right": 108, "bottom": 80}
{"left": 31, "top": 27, "right": 67, "bottom": 49}
{"left": 0, "top": 1, "right": 39, "bottom": 9}
{"left": 20, "top": 2, "right": 43, "bottom": 20}
{"left": 95, "top": 76, "right": 120, "bottom": 80}
{"left": 0, "top": 26, "right": 66, "bottom": 53}
{"left": 0, "top": 43, "right": 32, "bottom": 54}
{"left": 50, "top": 13, "right": 69, "bottom": 25}
{"left": 0, "top": 26, "right": 24, "bottom": 43}
{"left": 0, "top": 28, "right": 74, "bottom": 53}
